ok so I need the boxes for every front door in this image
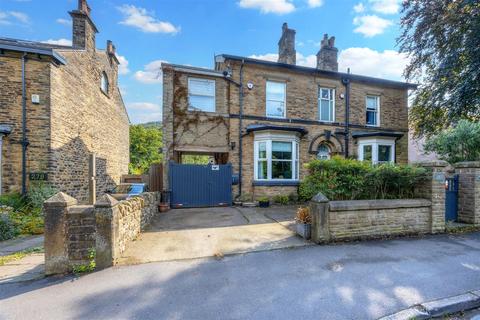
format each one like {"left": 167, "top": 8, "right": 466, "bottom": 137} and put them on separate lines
{"left": 445, "top": 175, "right": 459, "bottom": 222}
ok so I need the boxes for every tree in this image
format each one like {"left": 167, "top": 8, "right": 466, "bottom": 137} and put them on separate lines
{"left": 398, "top": 0, "right": 480, "bottom": 137}
{"left": 424, "top": 120, "right": 480, "bottom": 163}
{"left": 129, "top": 124, "right": 163, "bottom": 174}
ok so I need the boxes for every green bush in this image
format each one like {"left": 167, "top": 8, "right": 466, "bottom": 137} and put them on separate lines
{"left": 0, "top": 193, "right": 27, "bottom": 211}
{"left": 27, "top": 182, "right": 58, "bottom": 209}
{"left": 0, "top": 213, "right": 18, "bottom": 241}
{"left": 273, "top": 195, "right": 289, "bottom": 205}
{"left": 299, "top": 157, "right": 427, "bottom": 201}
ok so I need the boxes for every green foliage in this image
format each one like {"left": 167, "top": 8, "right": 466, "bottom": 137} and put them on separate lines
{"left": 299, "top": 157, "right": 427, "bottom": 201}
{"left": 0, "top": 213, "right": 17, "bottom": 241}
{"left": 0, "top": 193, "right": 27, "bottom": 211}
{"left": 398, "top": 0, "right": 480, "bottom": 136}
{"left": 129, "top": 124, "right": 163, "bottom": 174}
{"left": 27, "top": 182, "right": 58, "bottom": 209}
{"left": 0, "top": 246, "right": 43, "bottom": 266}
{"left": 257, "top": 196, "right": 269, "bottom": 202}
{"left": 424, "top": 120, "right": 480, "bottom": 164}
{"left": 72, "top": 248, "right": 96, "bottom": 274}
{"left": 181, "top": 155, "right": 211, "bottom": 165}
{"left": 273, "top": 195, "right": 289, "bottom": 205}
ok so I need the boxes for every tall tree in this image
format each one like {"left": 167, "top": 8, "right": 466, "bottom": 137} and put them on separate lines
{"left": 398, "top": 0, "right": 480, "bottom": 137}
{"left": 129, "top": 124, "right": 163, "bottom": 174}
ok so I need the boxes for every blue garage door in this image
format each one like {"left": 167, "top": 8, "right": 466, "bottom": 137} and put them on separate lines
{"left": 169, "top": 162, "right": 232, "bottom": 208}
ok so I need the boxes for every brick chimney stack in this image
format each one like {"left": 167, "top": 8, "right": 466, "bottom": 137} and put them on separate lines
{"left": 316, "top": 34, "right": 338, "bottom": 72}
{"left": 69, "top": 0, "right": 98, "bottom": 51}
{"left": 278, "top": 23, "right": 296, "bottom": 65}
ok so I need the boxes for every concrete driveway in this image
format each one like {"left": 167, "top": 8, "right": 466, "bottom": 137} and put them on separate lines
{"left": 118, "top": 205, "right": 310, "bottom": 264}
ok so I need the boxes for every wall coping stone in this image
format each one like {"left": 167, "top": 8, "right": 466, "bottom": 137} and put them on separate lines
{"left": 68, "top": 205, "right": 94, "bottom": 214}
{"left": 95, "top": 194, "right": 119, "bottom": 208}
{"left": 412, "top": 161, "right": 449, "bottom": 168}
{"left": 329, "top": 198, "right": 432, "bottom": 212}
{"left": 44, "top": 192, "right": 78, "bottom": 207}
{"left": 454, "top": 161, "right": 480, "bottom": 168}
{"left": 311, "top": 192, "right": 329, "bottom": 203}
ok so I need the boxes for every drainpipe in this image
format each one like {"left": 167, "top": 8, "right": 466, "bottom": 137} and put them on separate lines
{"left": 21, "top": 52, "right": 28, "bottom": 195}
{"left": 0, "top": 134, "right": 3, "bottom": 196}
{"left": 342, "top": 74, "right": 351, "bottom": 158}
{"left": 238, "top": 60, "right": 245, "bottom": 198}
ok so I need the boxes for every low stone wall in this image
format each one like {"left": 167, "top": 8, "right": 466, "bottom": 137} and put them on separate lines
{"left": 455, "top": 162, "right": 480, "bottom": 224}
{"left": 44, "top": 191, "right": 160, "bottom": 275}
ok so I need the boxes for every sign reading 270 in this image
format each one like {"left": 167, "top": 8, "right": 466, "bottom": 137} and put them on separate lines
{"left": 29, "top": 172, "right": 48, "bottom": 181}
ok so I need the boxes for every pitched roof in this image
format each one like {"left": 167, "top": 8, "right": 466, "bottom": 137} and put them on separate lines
{"left": 0, "top": 37, "right": 68, "bottom": 65}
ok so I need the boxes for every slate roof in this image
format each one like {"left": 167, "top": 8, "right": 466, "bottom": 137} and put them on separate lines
{"left": 0, "top": 37, "right": 68, "bottom": 64}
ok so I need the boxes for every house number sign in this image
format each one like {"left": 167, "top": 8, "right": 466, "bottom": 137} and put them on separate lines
{"left": 211, "top": 165, "right": 219, "bottom": 171}
{"left": 29, "top": 172, "right": 48, "bottom": 181}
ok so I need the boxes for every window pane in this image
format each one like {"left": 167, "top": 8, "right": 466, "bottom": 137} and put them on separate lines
{"left": 189, "top": 79, "right": 215, "bottom": 96}
{"left": 378, "top": 145, "right": 391, "bottom": 162}
{"left": 320, "top": 100, "right": 331, "bottom": 121}
{"left": 258, "top": 142, "right": 267, "bottom": 159}
{"left": 317, "top": 144, "right": 330, "bottom": 160}
{"left": 257, "top": 160, "right": 267, "bottom": 179}
{"left": 367, "top": 96, "right": 378, "bottom": 110}
{"left": 266, "top": 81, "right": 285, "bottom": 101}
{"left": 272, "top": 161, "right": 292, "bottom": 179}
{"left": 189, "top": 95, "right": 215, "bottom": 112}
{"left": 366, "top": 110, "right": 377, "bottom": 125}
{"left": 266, "top": 100, "right": 285, "bottom": 117}
{"left": 321, "top": 88, "right": 330, "bottom": 99}
{"left": 272, "top": 142, "right": 292, "bottom": 160}
{"left": 363, "top": 145, "right": 372, "bottom": 161}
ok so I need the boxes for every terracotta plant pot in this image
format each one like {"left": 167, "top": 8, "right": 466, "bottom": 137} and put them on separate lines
{"left": 158, "top": 203, "right": 169, "bottom": 212}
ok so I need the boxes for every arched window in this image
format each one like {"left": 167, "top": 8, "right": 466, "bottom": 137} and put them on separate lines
{"left": 317, "top": 144, "right": 331, "bottom": 160}
{"left": 101, "top": 72, "right": 109, "bottom": 94}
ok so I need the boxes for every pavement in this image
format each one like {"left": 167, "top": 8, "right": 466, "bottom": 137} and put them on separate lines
{"left": 118, "top": 206, "right": 310, "bottom": 264}
{"left": 0, "top": 235, "right": 43, "bottom": 256}
{"left": 1, "top": 232, "right": 480, "bottom": 319}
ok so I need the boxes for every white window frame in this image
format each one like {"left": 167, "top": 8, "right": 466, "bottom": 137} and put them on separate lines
{"left": 318, "top": 87, "right": 335, "bottom": 122}
{"left": 188, "top": 77, "right": 216, "bottom": 112}
{"left": 254, "top": 132, "right": 299, "bottom": 182}
{"left": 366, "top": 95, "right": 380, "bottom": 127}
{"left": 358, "top": 137, "right": 395, "bottom": 164}
{"left": 101, "top": 72, "right": 109, "bottom": 94}
{"left": 266, "top": 81, "right": 286, "bottom": 119}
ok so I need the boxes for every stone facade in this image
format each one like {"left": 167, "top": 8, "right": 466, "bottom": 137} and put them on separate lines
{"left": 455, "top": 162, "right": 480, "bottom": 224}
{"left": 0, "top": 0, "right": 129, "bottom": 202}
{"left": 44, "top": 191, "right": 160, "bottom": 274}
{"left": 162, "top": 24, "right": 413, "bottom": 200}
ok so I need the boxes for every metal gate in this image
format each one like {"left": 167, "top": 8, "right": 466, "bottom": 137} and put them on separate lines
{"left": 445, "top": 174, "right": 459, "bottom": 222}
{"left": 169, "top": 162, "right": 232, "bottom": 208}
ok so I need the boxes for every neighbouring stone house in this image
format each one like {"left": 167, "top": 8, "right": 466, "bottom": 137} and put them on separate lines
{"left": 0, "top": 0, "right": 129, "bottom": 202}
{"left": 162, "top": 23, "right": 416, "bottom": 199}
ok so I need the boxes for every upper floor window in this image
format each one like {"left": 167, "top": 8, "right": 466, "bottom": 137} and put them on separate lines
{"left": 188, "top": 78, "right": 215, "bottom": 112}
{"left": 101, "top": 72, "right": 109, "bottom": 94}
{"left": 366, "top": 95, "right": 380, "bottom": 126}
{"left": 266, "top": 81, "right": 286, "bottom": 118}
{"left": 319, "top": 88, "right": 335, "bottom": 122}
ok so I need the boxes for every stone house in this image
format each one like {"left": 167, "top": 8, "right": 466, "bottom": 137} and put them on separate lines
{"left": 162, "top": 23, "right": 416, "bottom": 199}
{"left": 0, "top": 0, "right": 129, "bottom": 202}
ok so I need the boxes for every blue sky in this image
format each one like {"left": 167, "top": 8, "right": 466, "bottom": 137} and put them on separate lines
{"left": 1, "top": 0, "right": 407, "bottom": 124}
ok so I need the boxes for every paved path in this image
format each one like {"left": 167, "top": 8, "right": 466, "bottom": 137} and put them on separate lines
{"left": 1, "top": 233, "right": 480, "bottom": 319}
{"left": 119, "top": 206, "right": 310, "bottom": 264}
{"left": 0, "top": 235, "right": 43, "bottom": 256}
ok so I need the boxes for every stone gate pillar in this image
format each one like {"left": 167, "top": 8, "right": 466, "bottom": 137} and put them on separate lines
{"left": 455, "top": 161, "right": 480, "bottom": 224}
{"left": 94, "top": 194, "right": 120, "bottom": 269}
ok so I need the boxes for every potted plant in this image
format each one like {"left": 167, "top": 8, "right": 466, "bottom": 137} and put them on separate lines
{"left": 158, "top": 202, "right": 169, "bottom": 212}
{"left": 295, "top": 207, "right": 312, "bottom": 239}
{"left": 257, "top": 196, "right": 270, "bottom": 208}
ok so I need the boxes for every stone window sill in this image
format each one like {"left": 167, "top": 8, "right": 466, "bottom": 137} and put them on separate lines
{"left": 252, "top": 180, "right": 300, "bottom": 186}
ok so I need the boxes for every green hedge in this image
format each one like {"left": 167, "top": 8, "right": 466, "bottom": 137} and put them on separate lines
{"left": 299, "top": 157, "right": 428, "bottom": 201}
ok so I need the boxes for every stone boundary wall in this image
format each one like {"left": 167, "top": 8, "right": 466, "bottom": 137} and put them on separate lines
{"left": 310, "top": 161, "right": 448, "bottom": 243}
{"left": 454, "top": 162, "right": 480, "bottom": 224}
{"left": 44, "top": 191, "right": 160, "bottom": 275}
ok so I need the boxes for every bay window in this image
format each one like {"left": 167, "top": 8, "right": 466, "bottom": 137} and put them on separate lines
{"left": 319, "top": 87, "right": 335, "bottom": 122}
{"left": 188, "top": 78, "right": 216, "bottom": 112}
{"left": 366, "top": 95, "right": 380, "bottom": 126}
{"left": 358, "top": 138, "right": 395, "bottom": 164}
{"left": 254, "top": 133, "right": 299, "bottom": 181}
{"left": 266, "top": 81, "right": 286, "bottom": 118}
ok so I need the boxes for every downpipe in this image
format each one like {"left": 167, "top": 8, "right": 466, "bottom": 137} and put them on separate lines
{"left": 342, "top": 76, "right": 351, "bottom": 157}
{"left": 21, "top": 52, "right": 29, "bottom": 195}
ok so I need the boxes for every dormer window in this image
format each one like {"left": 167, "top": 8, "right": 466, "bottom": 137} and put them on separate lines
{"left": 101, "top": 72, "right": 109, "bottom": 94}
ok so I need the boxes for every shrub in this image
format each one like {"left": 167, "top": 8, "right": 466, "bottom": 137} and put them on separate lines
{"left": 299, "top": 157, "right": 427, "bottom": 201}
{"left": 273, "top": 195, "right": 289, "bottom": 205}
{"left": 27, "top": 182, "right": 58, "bottom": 209}
{"left": 257, "top": 196, "right": 269, "bottom": 202}
{"left": 0, "top": 213, "right": 18, "bottom": 241}
{"left": 0, "top": 193, "right": 27, "bottom": 211}
{"left": 288, "top": 193, "right": 299, "bottom": 204}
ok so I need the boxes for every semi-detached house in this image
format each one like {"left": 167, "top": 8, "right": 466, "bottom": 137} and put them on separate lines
{"left": 162, "top": 23, "right": 416, "bottom": 202}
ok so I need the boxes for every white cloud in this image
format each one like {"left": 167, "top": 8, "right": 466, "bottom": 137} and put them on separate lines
{"left": 42, "top": 38, "right": 72, "bottom": 46}
{"left": 250, "top": 47, "right": 408, "bottom": 81}
{"left": 353, "top": 3, "right": 366, "bottom": 13}
{"left": 369, "top": 0, "right": 400, "bottom": 14}
{"left": 307, "top": 0, "right": 324, "bottom": 8}
{"left": 116, "top": 55, "right": 130, "bottom": 75}
{"left": 0, "top": 10, "right": 29, "bottom": 25}
{"left": 238, "top": 0, "right": 295, "bottom": 14}
{"left": 128, "top": 102, "right": 161, "bottom": 111}
{"left": 353, "top": 15, "right": 392, "bottom": 37}
{"left": 127, "top": 102, "right": 162, "bottom": 124}
{"left": 134, "top": 60, "right": 167, "bottom": 84}
{"left": 339, "top": 47, "right": 408, "bottom": 80}
{"left": 56, "top": 18, "right": 72, "bottom": 26}
{"left": 117, "top": 5, "right": 179, "bottom": 34}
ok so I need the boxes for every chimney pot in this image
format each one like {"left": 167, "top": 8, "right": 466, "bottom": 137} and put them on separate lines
{"left": 278, "top": 23, "right": 296, "bottom": 65}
